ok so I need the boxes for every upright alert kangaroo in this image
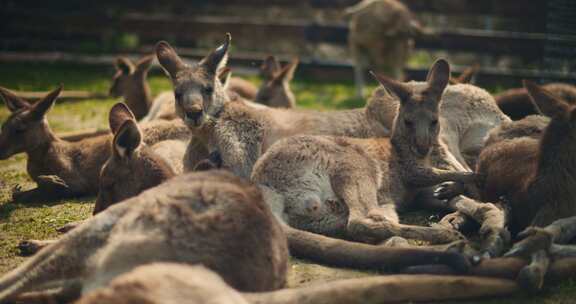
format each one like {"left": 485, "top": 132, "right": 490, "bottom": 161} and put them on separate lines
{"left": 252, "top": 59, "right": 475, "bottom": 245}
{"left": 155, "top": 35, "right": 393, "bottom": 176}
{"left": 0, "top": 86, "right": 189, "bottom": 202}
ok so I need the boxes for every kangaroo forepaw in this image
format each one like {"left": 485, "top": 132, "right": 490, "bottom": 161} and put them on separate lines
{"left": 438, "top": 212, "right": 468, "bottom": 231}
{"left": 36, "top": 175, "right": 70, "bottom": 190}
{"left": 516, "top": 250, "right": 550, "bottom": 292}
{"left": 434, "top": 182, "right": 464, "bottom": 200}
{"left": 18, "top": 240, "right": 45, "bottom": 256}
{"left": 504, "top": 227, "right": 553, "bottom": 258}
{"left": 428, "top": 224, "right": 467, "bottom": 244}
{"left": 480, "top": 229, "right": 511, "bottom": 258}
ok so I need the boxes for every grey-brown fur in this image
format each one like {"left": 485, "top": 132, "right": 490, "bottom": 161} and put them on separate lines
{"left": 369, "top": 77, "right": 510, "bottom": 170}
{"left": 0, "top": 87, "right": 189, "bottom": 202}
{"left": 0, "top": 171, "right": 289, "bottom": 302}
{"left": 95, "top": 103, "right": 187, "bottom": 214}
{"left": 155, "top": 36, "right": 391, "bottom": 177}
{"left": 254, "top": 56, "right": 298, "bottom": 108}
{"left": 252, "top": 59, "right": 475, "bottom": 244}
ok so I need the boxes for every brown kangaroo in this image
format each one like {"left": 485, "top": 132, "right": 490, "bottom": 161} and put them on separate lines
{"left": 254, "top": 56, "right": 298, "bottom": 108}
{"left": 109, "top": 56, "right": 158, "bottom": 120}
{"left": 252, "top": 59, "right": 475, "bottom": 245}
{"left": 436, "top": 81, "right": 576, "bottom": 289}
{"left": 95, "top": 103, "right": 186, "bottom": 214}
{"left": 155, "top": 35, "right": 394, "bottom": 176}
{"left": 0, "top": 170, "right": 470, "bottom": 303}
{"left": 0, "top": 86, "right": 189, "bottom": 202}
{"left": 75, "top": 262, "right": 516, "bottom": 304}
{"left": 495, "top": 82, "right": 576, "bottom": 120}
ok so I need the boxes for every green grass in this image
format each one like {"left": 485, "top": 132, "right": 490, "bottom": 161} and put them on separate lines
{"left": 0, "top": 62, "right": 574, "bottom": 302}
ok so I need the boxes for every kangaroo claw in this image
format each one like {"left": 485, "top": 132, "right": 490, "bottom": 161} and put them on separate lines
{"left": 434, "top": 181, "right": 464, "bottom": 200}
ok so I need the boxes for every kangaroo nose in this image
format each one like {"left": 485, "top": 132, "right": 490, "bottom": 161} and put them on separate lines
{"left": 185, "top": 109, "right": 203, "bottom": 121}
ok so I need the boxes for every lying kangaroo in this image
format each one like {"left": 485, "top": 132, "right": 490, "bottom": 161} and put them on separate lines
{"left": 369, "top": 68, "right": 509, "bottom": 171}
{"left": 155, "top": 35, "right": 393, "bottom": 176}
{"left": 436, "top": 81, "right": 576, "bottom": 288}
{"left": 95, "top": 103, "right": 186, "bottom": 214}
{"left": 76, "top": 262, "right": 516, "bottom": 304}
{"left": 0, "top": 171, "right": 289, "bottom": 302}
{"left": 0, "top": 86, "right": 189, "bottom": 202}
{"left": 252, "top": 59, "right": 475, "bottom": 245}
{"left": 495, "top": 82, "right": 576, "bottom": 120}
{"left": 254, "top": 56, "right": 298, "bottom": 108}
{"left": 0, "top": 170, "right": 469, "bottom": 303}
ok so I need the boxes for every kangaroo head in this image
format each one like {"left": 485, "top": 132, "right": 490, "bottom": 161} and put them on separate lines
{"left": 0, "top": 85, "right": 61, "bottom": 159}
{"left": 525, "top": 80, "right": 576, "bottom": 124}
{"left": 96, "top": 103, "right": 174, "bottom": 214}
{"left": 449, "top": 64, "right": 478, "bottom": 85}
{"left": 155, "top": 35, "right": 230, "bottom": 129}
{"left": 373, "top": 59, "right": 450, "bottom": 156}
{"left": 109, "top": 56, "right": 154, "bottom": 98}
{"left": 255, "top": 56, "right": 298, "bottom": 108}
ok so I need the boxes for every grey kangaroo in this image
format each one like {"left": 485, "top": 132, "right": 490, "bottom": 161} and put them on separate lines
{"left": 252, "top": 59, "right": 476, "bottom": 245}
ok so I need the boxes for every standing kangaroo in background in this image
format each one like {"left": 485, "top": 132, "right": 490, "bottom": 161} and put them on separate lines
{"left": 252, "top": 59, "right": 475, "bottom": 245}
{"left": 0, "top": 86, "right": 189, "bottom": 202}
{"left": 155, "top": 35, "right": 394, "bottom": 176}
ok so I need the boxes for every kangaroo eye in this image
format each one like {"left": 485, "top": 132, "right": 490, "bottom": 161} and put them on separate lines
{"left": 202, "top": 86, "right": 214, "bottom": 96}
{"left": 174, "top": 91, "right": 183, "bottom": 101}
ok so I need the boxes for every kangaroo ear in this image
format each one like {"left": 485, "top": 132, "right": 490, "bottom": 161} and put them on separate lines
{"left": 524, "top": 80, "right": 570, "bottom": 119}
{"left": 109, "top": 103, "right": 136, "bottom": 134}
{"left": 274, "top": 58, "right": 299, "bottom": 84}
{"left": 113, "top": 120, "right": 141, "bottom": 158}
{"left": 135, "top": 55, "right": 154, "bottom": 74}
{"left": 200, "top": 33, "right": 231, "bottom": 77}
{"left": 29, "top": 85, "right": 62, "bottom": 120}
{"left": 453, "top": 64, "right": 478, "bottom": 85}
{"left": 115, "top": 57, "right": 134, "bottom": 75}
{"left": 217, "top": 67, "right": 232, "bottom": 89}
{"left": 260, "top": 55, "right": 281, "bottom": 80}
{"left": 156, "top": 41, "right": 187, "bottom": 78}
{"left": 426, "top": 59, "right": 450, "bottom": 99}
{"left": 0, "top": 86, "right": 31, "bottom": 112}
{"left": 370, "top": 71, "right": 412, "bottom": 103}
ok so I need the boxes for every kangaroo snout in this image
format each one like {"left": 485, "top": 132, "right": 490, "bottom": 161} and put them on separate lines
{"left": 182, "top": 107, "right": 203, "bottom": 127}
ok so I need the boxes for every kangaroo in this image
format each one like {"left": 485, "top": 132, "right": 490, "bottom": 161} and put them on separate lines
{"left": 0, "top": 171, "right": 289, "bottom": 302}
{"left": 436, "top": 82, "right": 576, "bottom": 289}
{"left": 346, "top": 0, "right": 423, "bottom": 97}
{"left": 448, "top": 64, "right": 479, "bottom": 85}
{"left": 155, "top": 35, "right": 394, "bottom": 176}
{"left": 110, "top": 55, "right": 161, "bottom": 120}
{"left": 369, "top": 72, "right": 510, "bottom": 171}
{"left": 75, "top": 262, "right": 517, "bottom": 304}
{"left": 495, "top": 82, "right": 576, "bottom": 120}
{"left": 254, "top": 56, "right": 298, "bottom": 108}
{"left": 251, "top": 59, "right": 476, "bottom": 246}
{"left": 95, "top": 103, "right": 186, "bottom": 214}
{"left": 0, "top": 87, "right": 189, "bottom": 202}
{"left": 0, "top": 170, "right": 471, "bottom": 303}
